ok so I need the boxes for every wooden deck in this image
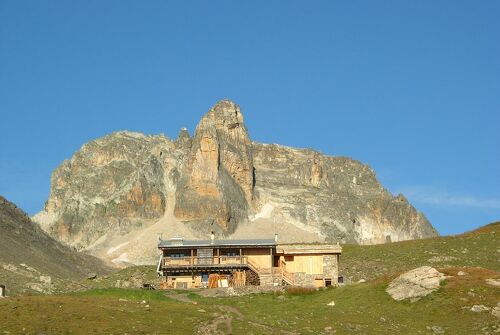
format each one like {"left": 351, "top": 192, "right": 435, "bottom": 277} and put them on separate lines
{"left": 162, "top": 256, "right": 249, "bottom": 270}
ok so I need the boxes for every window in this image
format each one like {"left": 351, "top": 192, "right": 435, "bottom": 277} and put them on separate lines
{"left": 170, "top": 253, "right": 185, "bottom": 258}
{"left": 222, "top": 249, "right": 239, "bottom": 256}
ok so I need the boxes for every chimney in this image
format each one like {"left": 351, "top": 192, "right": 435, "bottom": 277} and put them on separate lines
{"left": 274, "top": 233, "right": 278, "bottom": 243}
{"left": 210, "top": 231, "right": 215, "bottom": 243}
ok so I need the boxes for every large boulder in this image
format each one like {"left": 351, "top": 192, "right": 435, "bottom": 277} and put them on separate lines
{"left": 386, "top": 266, "right": 446, "bottom": 301}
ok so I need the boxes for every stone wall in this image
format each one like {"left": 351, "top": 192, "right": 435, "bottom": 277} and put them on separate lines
{"left": 323, "top": 254, "right": 339, "bottom": 284}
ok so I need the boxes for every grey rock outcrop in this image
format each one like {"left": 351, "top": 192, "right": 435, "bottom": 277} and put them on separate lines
{"left": 34, "top": 131, "right": 177, "bottom": 249}
{"left": 33, "top": 99, "right": 438, "bottom": 262}
{"left": 386, "top": 266, "right": 446, "bottom": 301}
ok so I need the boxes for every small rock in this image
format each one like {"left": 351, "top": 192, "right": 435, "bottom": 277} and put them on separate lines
{"left": 491, "top": 302, "right": 500, "bottom": 318}
{"left": 457, "top": 271, "right": 467, "bottom": 276}
{"left": 431, "top": 326, "right": 444, "bottom": 334}
{"left": 87, "top": 273, "right": 97, "bottom": 280}
{"left": 118, "top": 298, "right": 128, "bottom": 302}
{"left": 470, "top": 305, "right": 490, "bottom": 313}
{"left": 327, "top": 301, "right": 335, "bottom": 306}
{"left": 358, "top": 279, "right": 366, "bottom": 283}
{"left": 485, "top": 279, "right": 500, "bottom": 287}
{"left": 198, "top": 309, "right": 206, "bottom": 313}
{"left": 141, "top": 300, "right": 147, "bottom": 304}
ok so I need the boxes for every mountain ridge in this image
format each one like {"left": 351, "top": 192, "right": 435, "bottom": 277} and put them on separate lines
{"left": 33, "top": 100, "right": 438, "bottom": 264}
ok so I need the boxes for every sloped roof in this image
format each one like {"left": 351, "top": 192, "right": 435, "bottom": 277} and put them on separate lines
{"left": 158, "top": 238, "right": 276, "bottom": 248}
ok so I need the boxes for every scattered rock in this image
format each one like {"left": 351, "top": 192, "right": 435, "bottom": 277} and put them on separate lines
{"left": 386, "top": 266, "right": 446, "bottom": 301}
{"left": 118, "top": 298, "right": 128, "bottom": 302}
{"left": 492, "top": 303, "right": 500, "bottom": 318}
{"left": 327, "top": 301, "right": 335, "bottom": 307}
{"left": 324, "top": 326, "right": 334, "bottom": 333}
{"left": 427, "top": 325, "right": 445, "bottom": 334}
{"left": 87, "top": 273, "right": 97, "bottom": 280}
{"left": 39, "top": 275, "right": 51, "bottom": 285}
{"left": 358, "top": 279, "right": 366, "bottom": 283}
{"left": 457, "top": 271, "right": 467, "bottom": 276}
{"left": 485, "top": 279, "right": 500, "bottom": 287}
{"left": 198, "top": 309, "right": 206, "bottom": 313}
{"left": 470, "top": 305, "right": 490, "bottom": 313}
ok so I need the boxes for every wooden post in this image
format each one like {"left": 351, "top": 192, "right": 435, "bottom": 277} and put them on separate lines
{"left": 191, "top": 249, "right": 194, "bottom": 265}
{"left": 270, "top": 247, "right": 273, "bottom": 269}
{"left": 217, "top": 248, "right": 220, "bottom": 264}
{"left": 240, "top": 248, "right": 242, "bottom": 264}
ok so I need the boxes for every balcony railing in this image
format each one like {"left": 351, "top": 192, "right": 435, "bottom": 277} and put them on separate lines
{"left": 163, "top": 256, "right": 249, "bottom": 267}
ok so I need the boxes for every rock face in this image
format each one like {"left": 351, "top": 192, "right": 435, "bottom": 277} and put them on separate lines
{"left": 34, "top": 131, "right": 175, "bottom": 249}
{"left": 174, "top": 100, "right": 254, "bottom": 232}
{"left": 251, "top": 144, "right": 435, "bottom": 243}
{"left": 34, "top": 100, "right": 438, "bottom": 263}
{"left": 386, "top": 266, "right": 446, "bottom": 301}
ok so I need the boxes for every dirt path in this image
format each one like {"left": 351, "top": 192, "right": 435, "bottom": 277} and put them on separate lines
{"left": 166, "top": 291, "right": 297, "bottom": 335}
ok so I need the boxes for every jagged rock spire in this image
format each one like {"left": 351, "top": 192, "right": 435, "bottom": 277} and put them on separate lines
{"left": 173, "top": 100, "right": 254, "bottom": 231}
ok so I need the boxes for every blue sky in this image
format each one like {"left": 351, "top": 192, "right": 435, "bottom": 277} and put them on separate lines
{"left": 0, "top": 1, "right": 498, "bottom": 235}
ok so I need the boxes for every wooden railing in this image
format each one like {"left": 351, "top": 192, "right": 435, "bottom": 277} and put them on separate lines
{"left": 163, "top": 255, "right": 295, "bottom": 286}
{"left": 280, "top": 260, "right": 295, "bottom": 285}
{"left": 163, "top": 256, "right": 248, "bottom": 267}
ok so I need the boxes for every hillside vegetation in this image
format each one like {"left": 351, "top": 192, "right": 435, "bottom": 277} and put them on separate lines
{"left": 0, "top": 196, "right": 111, "bottom": 295}
{"left": 340, "top": 222, "right": 499, "bottom": 282}
{"left": 1, "top": 265, "right": 498, "bottom": 334}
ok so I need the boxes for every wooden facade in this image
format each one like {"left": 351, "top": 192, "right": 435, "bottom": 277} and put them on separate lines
{"left": 157, "top": 236, "right": 342, "bottom": 289}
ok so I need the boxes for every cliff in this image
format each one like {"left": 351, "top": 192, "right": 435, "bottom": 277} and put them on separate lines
{"left": 33, "top": 100, "right": 438, "bottom": 264}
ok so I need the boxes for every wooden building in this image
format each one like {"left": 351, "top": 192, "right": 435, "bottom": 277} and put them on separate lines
{"left": 156, "top": 234, "right": 342, "bottom": 288}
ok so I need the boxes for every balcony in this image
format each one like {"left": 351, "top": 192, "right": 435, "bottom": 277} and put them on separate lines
{"left": 162, "top": 256, "right": 249, "bottom": 269}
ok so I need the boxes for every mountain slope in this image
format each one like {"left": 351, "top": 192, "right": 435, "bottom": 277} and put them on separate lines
{"left": 0, "top": 196, "right": 111, "bottom": 295}
{"left": 340, "top": 221, "right": 499, "bottom": 282}
{"left": 33, "top": 100, "right": 438, "bottom": 264}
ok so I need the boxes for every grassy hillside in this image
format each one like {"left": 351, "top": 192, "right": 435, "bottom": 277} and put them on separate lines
{"left": 340, "top": 222, "right": 499, "bottom": 282}
{"left": 0, "top": 196, "right": 112, "bottom": 295}
{"left": 0, "top": 266, "right": 498, "bottom": 334}
{"left": 1, "top": 221, "right": 498, "bottom": 334}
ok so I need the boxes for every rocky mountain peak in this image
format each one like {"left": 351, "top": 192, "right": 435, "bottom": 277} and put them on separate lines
{"left": 173, "top": 100, "right": 254, "bottom": 231}
{"left": 207, "top": 99, "right": 246, "bottom": 130}
{"left": 175, "top": 127, "right": 191, "bottom": 150}
{"left": 33, "top": 100, "right": 438, "bottom": 264}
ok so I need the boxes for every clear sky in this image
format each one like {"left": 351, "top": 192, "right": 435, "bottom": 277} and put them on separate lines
{"left": 1, "top": 1, "right": 498, "bottom": 235}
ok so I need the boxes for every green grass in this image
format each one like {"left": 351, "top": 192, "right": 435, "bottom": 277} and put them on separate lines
{"left": 73, "top": 287, "right": 169, "bottom": 301}
{"left": 340, "top": 222, "right": 499, "bottom": 282}
{"left": 1, "top": 266, "right": 498, "bottom": 334}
